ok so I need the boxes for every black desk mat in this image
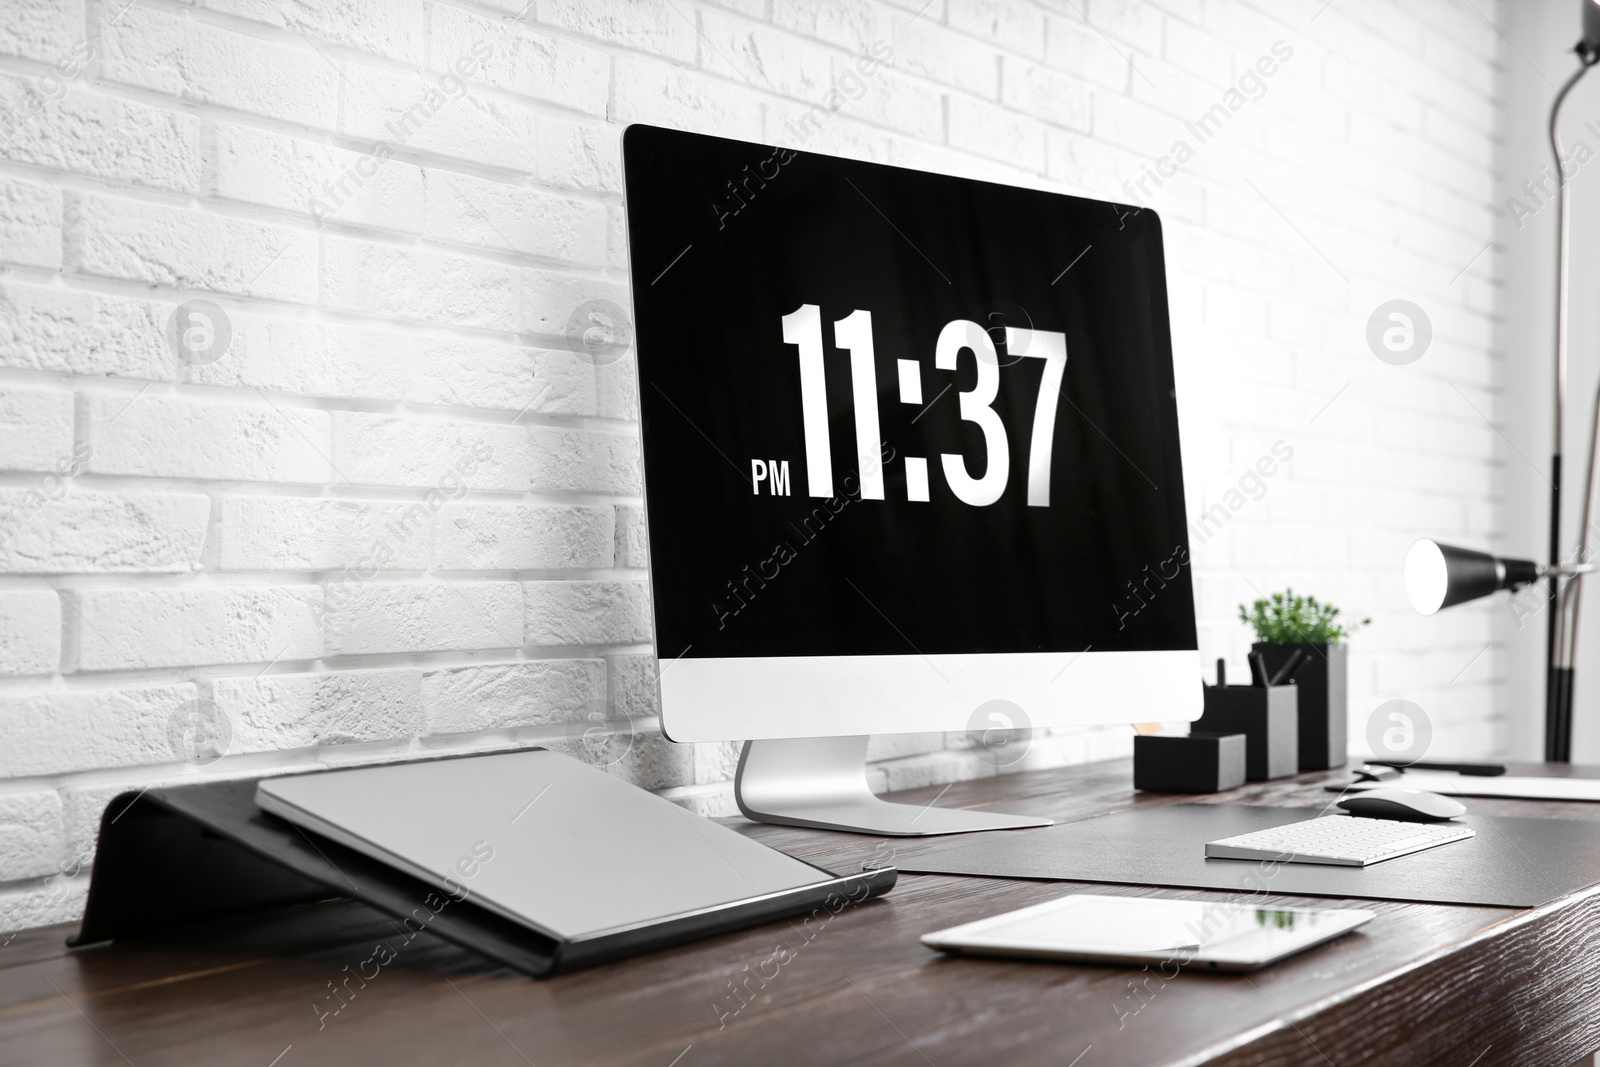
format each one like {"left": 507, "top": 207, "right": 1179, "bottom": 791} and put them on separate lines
{"left": 896, "top": 804, "right": 1600, "bottom": 908}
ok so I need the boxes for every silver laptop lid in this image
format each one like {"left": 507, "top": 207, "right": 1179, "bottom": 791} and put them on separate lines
{"left": 256, "top": 749, "right": 830, "bottom": 940}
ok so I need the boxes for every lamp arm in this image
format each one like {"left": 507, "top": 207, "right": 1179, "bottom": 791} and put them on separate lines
{"left": 1551, "top": 61, "right": 1593, "bottom": 459}
{"left": 1559, "top": 378, "right": 1600, "bottom": 669}
{"left": 1562, "top": 577, "right": 1585, "bottom": 668}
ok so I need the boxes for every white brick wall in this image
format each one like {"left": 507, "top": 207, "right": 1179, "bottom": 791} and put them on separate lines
{"left": 0, "top": 0, "right": 1507, "bottom": 933}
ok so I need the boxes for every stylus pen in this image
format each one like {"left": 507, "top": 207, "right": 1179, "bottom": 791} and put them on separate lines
{"left": 1249, "top": 652, "right": 1270, "bottom": 687}
{"left": 1372, "top": 760, "right": 1508, "bottom": 777}
{"left": 1267, "top": 648, "right": 1304, "bottom": 686}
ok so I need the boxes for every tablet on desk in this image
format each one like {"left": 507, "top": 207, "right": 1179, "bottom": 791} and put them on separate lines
{"left": 922, "top": 894, "right": 1374, "bottom": 973}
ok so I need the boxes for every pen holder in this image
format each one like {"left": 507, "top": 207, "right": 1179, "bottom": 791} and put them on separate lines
{"left": 1133, "top": 733, "right": 1247, "bottom": 793}
{"left": 1254, "top": 642, "right": 1347, "bottom": 771}
{"left": 1192, "top": 683, "right": 1299, "bottom": 781}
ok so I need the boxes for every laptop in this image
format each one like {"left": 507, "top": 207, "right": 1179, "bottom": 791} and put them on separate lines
{"left": 255, "top": 749, "right": 840, "bottom": 941}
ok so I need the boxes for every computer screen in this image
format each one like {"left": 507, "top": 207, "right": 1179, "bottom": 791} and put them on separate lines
{"left": 623, "top": 124, "right": 1198, "bottom": 741}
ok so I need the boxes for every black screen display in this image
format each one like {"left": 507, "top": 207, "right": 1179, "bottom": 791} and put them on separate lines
{"left": 623, "top": 125, "right": 1196, "bottom": 661}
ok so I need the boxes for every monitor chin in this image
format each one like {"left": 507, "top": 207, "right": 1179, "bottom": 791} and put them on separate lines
{"left": 659, "top": 649, "right": 1203, "bottom": 743}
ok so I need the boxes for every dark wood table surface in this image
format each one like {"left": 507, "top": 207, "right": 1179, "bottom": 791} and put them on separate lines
{"left": 5, "top": 757, "right": 1600, "bottom": 1067}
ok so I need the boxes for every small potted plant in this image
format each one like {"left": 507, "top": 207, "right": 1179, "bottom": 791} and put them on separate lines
{"left": 1238, "top": 591, "right": 1368, "bottom": 771}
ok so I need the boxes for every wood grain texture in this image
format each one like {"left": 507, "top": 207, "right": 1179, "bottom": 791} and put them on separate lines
{"left": 3, "top": 759, "right": 1599, "bottom": 1066}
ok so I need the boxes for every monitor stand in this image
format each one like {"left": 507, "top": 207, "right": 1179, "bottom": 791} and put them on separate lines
{"left": 734, "top": 736, "right": 1053, "bottom": 836}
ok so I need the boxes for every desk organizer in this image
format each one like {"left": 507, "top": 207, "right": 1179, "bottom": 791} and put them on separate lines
{"left": 1133, "top": 733, "right": 1247, "bottom": 793}
{"left": 1255, "top": 641, "right": 1347, "bottom": 770}
{"left": 1192, "top": 682, "right": 1299, "bottom": 781}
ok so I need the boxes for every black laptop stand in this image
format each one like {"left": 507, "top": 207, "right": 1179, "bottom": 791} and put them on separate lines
{"left": 72, "top": 777, "right": 895, "bottom": 976}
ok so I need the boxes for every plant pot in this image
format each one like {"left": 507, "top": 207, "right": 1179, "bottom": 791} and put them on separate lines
{"left": 1252, "top": 641, "right": 1347, "bottom": 771}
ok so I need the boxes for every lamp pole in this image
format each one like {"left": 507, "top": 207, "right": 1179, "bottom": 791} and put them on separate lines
{"left": 1546, "top": 62, "right": 1586, "bottom": 761}
{"left": 1546, "top": 7, "right": 1600, "bottom": 760}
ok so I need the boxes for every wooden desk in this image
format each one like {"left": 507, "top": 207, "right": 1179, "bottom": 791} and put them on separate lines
{"left": 5, "top": 759, "right": 1600, "bottom": 1066}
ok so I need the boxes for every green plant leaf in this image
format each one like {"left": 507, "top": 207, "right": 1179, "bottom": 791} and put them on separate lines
{"left": 1237, "top": 589, "right": 1366, "bottom": 645}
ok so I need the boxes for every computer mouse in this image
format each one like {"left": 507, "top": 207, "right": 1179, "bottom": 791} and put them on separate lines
{"left": 1338, "top": 787, "right": 1466, "bottom": 822}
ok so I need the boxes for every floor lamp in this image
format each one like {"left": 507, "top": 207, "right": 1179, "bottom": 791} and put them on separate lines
{"left": 1403, "top": 2, "right": 1600, "bottom": 762}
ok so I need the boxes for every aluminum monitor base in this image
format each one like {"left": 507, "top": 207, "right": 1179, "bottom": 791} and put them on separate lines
{"left": 734, "top": 736, "right": 1053, "bottom": 836}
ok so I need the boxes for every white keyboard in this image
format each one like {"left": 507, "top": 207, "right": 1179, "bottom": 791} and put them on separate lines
{"left": 1205, "top": 815, "right": 1475, "bottom": 867}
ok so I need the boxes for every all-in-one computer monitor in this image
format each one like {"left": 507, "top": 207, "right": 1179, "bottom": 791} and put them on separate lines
{"left": 623, "top": 125, "right": 1201, "bottom": 835}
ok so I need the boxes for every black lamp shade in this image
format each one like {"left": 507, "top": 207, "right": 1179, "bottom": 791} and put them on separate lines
{"left": 1405, "top": 539, "right": 1540, "bottom": 615}
{"left": 1585, "top": 0, "right": 1600, "bottom": 57}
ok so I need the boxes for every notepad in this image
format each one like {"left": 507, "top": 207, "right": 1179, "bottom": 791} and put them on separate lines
{"left": 1346, "top": 772, "right": 1600, "bottom": 803}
